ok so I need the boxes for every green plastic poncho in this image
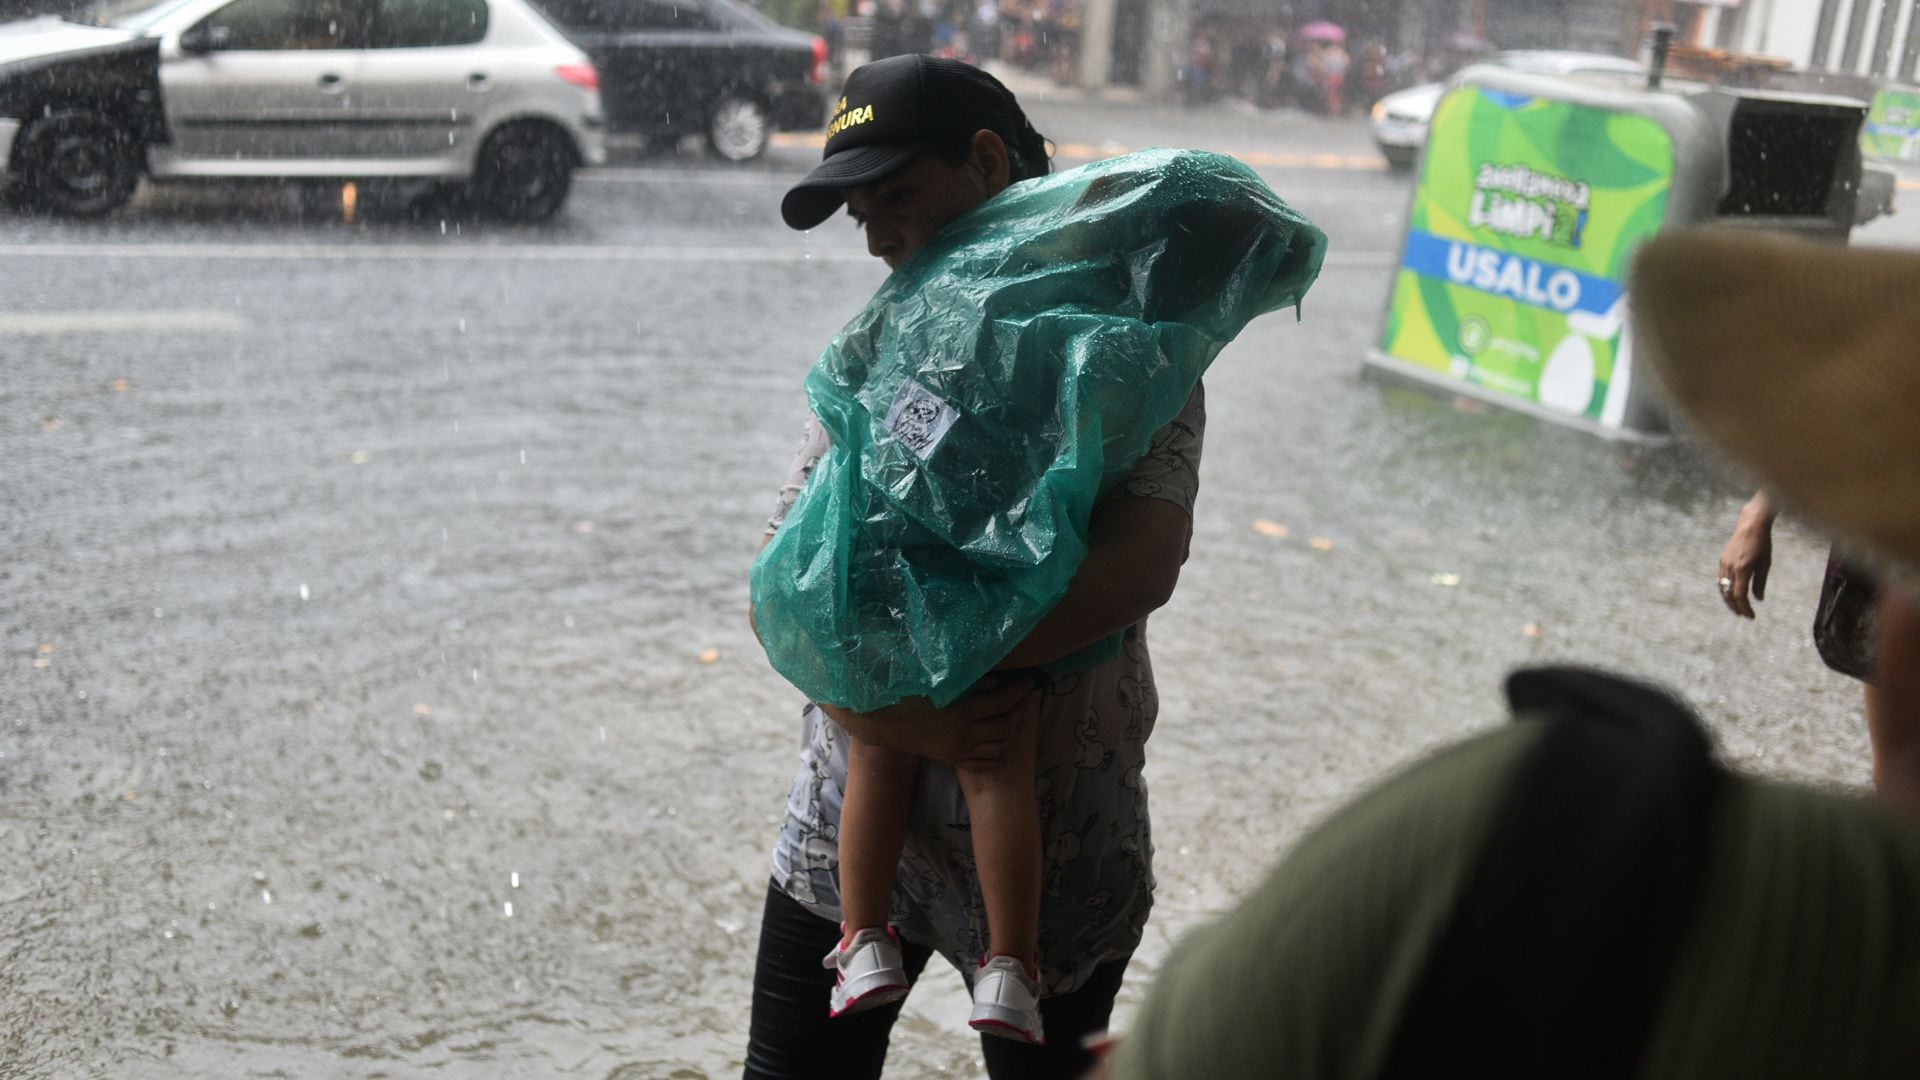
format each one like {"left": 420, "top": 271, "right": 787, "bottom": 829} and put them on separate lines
{"left": 753, "top": 148, "right": 1327, "bottom": 712}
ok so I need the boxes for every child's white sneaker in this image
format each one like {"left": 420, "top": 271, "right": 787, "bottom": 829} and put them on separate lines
{"left": 821, "top": 927, "right": 909, "bottom": 1017}
{"left": 968, "top": 955, "right": 1045, "bottom": 1045}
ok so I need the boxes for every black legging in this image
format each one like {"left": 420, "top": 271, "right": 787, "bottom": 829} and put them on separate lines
{"left": 743, "top": 881, "right": 1129, "bottom": 1079}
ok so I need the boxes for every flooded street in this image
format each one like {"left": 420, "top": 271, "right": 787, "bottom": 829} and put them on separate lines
{"left": 5, "top": 99, "right": 1917, "bottom": 1077}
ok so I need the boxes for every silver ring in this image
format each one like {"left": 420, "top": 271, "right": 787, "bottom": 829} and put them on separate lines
{"left": 1718, "top": 577, "right": 1733, "bottom": 592}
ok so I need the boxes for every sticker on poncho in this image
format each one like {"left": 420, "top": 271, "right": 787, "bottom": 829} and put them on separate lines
{"left": 883, "top": 378, "right": 959, "bottom": 459}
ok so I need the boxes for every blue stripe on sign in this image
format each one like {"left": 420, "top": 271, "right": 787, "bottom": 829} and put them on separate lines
{"left": 1866, "top": 121, "right": 1920, "bottom": 137}
{"left": 1401, "top": 230, "right": 1622, "bottom": 317}
{"left": 1479, "top": 90, "right": 1536, "bottom": 110}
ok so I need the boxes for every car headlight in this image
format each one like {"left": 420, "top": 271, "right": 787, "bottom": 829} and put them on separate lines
{"left": 1371, "top": 101, "right": 1387, "bottom": 121}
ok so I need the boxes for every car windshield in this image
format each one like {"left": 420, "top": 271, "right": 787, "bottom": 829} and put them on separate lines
{"left": 84, "top": 0, "right": 200, "bottom": 31}
{"left": 712, "top": 0, "right": 773, "bottom": 32}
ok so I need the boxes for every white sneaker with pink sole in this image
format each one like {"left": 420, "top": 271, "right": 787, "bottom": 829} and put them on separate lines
{"left": 822, "top": 927, "right": 909, "bottom": 1018}
{"left": 969, "top": 955, "right": 1044, "bottom": 1045}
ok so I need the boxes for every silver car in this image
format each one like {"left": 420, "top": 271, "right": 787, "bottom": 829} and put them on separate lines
{"left": 0, "top": 0, "right": 605, "bottom": 218}
{"left": 1371, "top": 51, "right": 1644, "bottom": 170}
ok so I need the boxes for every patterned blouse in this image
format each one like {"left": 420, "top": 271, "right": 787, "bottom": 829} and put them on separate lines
{"left": 763, "top": 385, "right": 1206, "bottom": 994}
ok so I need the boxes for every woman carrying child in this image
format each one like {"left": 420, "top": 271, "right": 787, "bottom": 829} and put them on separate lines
{"left": 743, "top": 54, "right": 1323, "bottom": 1080}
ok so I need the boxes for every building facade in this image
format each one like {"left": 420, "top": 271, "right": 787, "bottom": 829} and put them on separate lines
{"left": 1725, "top": 0, "right": 1920, "bottom": 82}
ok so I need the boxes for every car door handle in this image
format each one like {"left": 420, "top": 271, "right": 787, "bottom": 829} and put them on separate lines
{"left": 318, "top": 73, "right": 345, "bottom": 92}
{"left": 467, "top": 73, "right": 490, "bottom": 90}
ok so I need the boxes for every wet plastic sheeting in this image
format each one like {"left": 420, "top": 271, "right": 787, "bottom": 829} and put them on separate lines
{"left": 752, "top": 149, "right": 1328, "bottom": 711}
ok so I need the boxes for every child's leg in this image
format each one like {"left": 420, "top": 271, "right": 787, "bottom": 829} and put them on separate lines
{"left": 839, "top": 735, "right": 919, "bottom": 945}
{"left": 952, "top": 695, "right": 1045, "bottom": 971}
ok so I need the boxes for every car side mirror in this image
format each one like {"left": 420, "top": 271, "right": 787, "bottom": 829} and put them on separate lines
{"left": 179, "top": 24, "right": 232, "bottom": 53}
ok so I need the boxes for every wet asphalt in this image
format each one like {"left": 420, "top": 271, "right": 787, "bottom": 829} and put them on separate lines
{"left": 6, "top": 100, "right": 1920, "bottom": 1077}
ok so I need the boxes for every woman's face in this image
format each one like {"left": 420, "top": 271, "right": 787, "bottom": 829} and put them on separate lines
{"left": 844, "top": 130, "right": 1012, "bottom": 270}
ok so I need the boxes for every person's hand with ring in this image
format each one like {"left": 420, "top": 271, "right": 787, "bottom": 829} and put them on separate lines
{"left": 1717, "top": 490, "right": 1777, "bottom": 619}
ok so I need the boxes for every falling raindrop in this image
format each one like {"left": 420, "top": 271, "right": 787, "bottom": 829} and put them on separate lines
{"left": 510, "top": 872, "right": 520, "bottom": 888}
{"left": 299, "top": 584, "right": 310, "bottom": 602}
{"left": 503, "top": 902, "right": 514, "bottom": 918}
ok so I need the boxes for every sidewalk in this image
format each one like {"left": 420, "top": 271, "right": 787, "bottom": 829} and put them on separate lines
{"left": 967, "top": 62, "right": 1381, "bottom": 170}
{"left": 978, "top": 60, "right": 1152, "bottom": 107}
{"left": 798, "top": 57, "right": 1384, "bottom": 170}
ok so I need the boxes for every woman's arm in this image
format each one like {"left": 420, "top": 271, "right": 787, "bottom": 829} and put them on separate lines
{"left": 755, "top": 501, "right": 1182, "bottom": 758}
{"left": 1718, "top": 489, "right": 1778, "bottom": 619}
{"left": 803, "top": 496, "right": 1188, "bottom": 759}
{"left": 817, "top": 680, "right": 1037, "bottom": 765}
{"left": 995, "top": 495, "right": 1192, "bottom": 671}
{"left": 751, "top": 416, "right": 832, "bottom": 637}
{"left": 749, "top": 533, "right": 771, "bottom": 641}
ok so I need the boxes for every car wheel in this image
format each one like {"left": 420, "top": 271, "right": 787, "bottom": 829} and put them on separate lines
{"left": 12, "top": 110, "right": 141, "bottom": 216}
{"left": 470, "top": 123, "right": 574, "bottom": 223}
{"left": 707, "top": 95, "right": 769, "bottom": 162}
{"left": 1381, "top": 146, "right": 1418, "bottom": 172}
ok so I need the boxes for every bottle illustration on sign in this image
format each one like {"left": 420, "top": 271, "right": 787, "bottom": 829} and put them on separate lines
{"left": 1537, "top": 295, "right": 1632, "bottom": 421}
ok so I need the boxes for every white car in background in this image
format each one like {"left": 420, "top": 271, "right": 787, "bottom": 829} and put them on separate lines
{"left": 0, "top": 0, "right": 604, "bottom": 218}
{"left": 1371, "top": 50, "right": 1644, "bottom": 170}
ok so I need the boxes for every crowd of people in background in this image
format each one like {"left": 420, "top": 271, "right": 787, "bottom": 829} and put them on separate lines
{"left": 802, "top": 1, "right": 1439, "bottom": 116}
{"left": 1179, "top": 16, "right": 1431, "bottom": 114}
{"left": 815, "top": 1, "right": 1083, "bottom": 83}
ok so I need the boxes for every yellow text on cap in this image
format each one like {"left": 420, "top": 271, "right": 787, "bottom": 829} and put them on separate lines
{"left": 827, "top": 103, "right": 876, "bottom": 138}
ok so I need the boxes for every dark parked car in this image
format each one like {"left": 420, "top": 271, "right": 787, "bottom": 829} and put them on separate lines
{"left": 529, "top": 0, "right": 825, "bottom": 160}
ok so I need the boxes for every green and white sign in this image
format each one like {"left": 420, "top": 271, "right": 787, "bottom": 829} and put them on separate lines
{"left": 1864, "top": 86, "right": 1920, "bottom": 162}
{"left": 1380, "top": 86, "right": 1675, "bottom": 426}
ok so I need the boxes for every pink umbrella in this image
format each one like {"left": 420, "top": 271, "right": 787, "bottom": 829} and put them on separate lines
{"left": 1298, "top": 20, "right": 1346, "bottom": 43}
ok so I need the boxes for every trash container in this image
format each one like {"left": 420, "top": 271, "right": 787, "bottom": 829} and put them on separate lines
{"left": 1366, "top": 65, "right": 1869, "bottom": 440}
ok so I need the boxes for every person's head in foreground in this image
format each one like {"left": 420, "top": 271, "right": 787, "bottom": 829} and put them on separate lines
{"left": 1094, "top": 229, "right": 1920, "bottom": 1079}
{"left": 781, "top": 55, "right": 1050, "bottom": 269}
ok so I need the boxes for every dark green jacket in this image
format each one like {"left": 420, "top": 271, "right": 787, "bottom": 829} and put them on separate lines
{"left": 1114, "top": 672, "right": 1920, "bottom": 1079}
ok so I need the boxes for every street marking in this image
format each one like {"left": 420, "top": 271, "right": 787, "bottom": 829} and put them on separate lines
{"left": 769, "top": 131, "right": 1388, "bottom": 172}
{"left": 579, "top": 168, "right": 798, "bottom": 185}
{"left": 0, "top": 242, "right": 872, "bottom": 263}
{"left": 0, "top": 242, "right": 1398, "bottom": 267}
{"left": 0, "top": 310, "right": 248, "bottom": 334}
{"left": 1899, "top": 178, "right": 1920, "bottom": 191}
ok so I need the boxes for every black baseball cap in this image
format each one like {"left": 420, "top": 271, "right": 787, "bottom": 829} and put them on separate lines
{"left": 781, "top": 55, "right": 1026, "bottom": 231}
